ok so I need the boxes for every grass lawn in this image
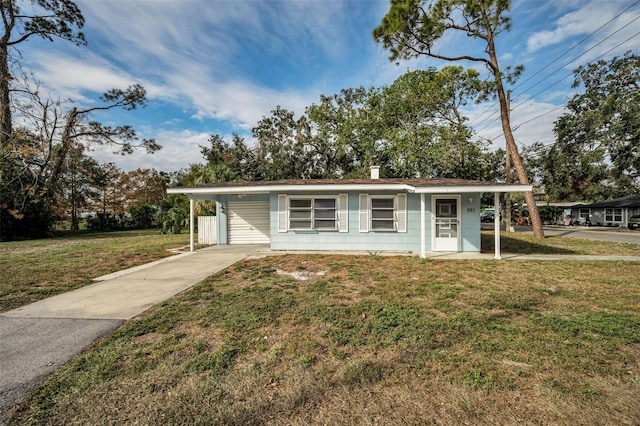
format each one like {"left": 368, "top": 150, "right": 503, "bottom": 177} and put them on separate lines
{"left": 0, "top": 229, "right": 189, "bottom": 312}
{"left": 9, "top": 247, "right": 639, "bottom": 424}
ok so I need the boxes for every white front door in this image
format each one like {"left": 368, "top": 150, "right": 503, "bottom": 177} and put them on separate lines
{"left": 432, "top": 196, "right": 460, "bottom": 251}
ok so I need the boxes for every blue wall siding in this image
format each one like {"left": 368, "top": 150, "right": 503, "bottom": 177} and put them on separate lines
{"left": 268, "top": 191, "right": 482, "bottom": 253}
{"left": 460, "top": 194, "right": 481, "bottom": 251}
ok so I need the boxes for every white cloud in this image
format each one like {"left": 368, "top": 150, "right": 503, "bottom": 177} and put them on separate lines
{"left": 526, "top": 1, "right": 640, "bottom": 53}
{"left": 91, "top": 129, "right": 211, "bottom": 172}
{"left": 189, "top": 79, "right": 314, "bottom": 130}
{"left": 29, "top": 53, "right": 133, "bottom": 101}
{"left": 69, "top": 0, "right": 378, "bottom": 132}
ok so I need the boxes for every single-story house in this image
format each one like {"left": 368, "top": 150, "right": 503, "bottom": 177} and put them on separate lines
{"left": 570, "top": 194, "right": 640, "bottom": 227}
{"left": 167, "top": 169, "right": 532, "bottom": 259}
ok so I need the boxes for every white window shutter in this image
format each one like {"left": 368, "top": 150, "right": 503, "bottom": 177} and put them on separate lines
{"left": 278, "top": 194, "right": 288, "bottom": 232}
{"left": 338, "top": 194, "right": 348, "bottom": 232}
{"left": 359, "top": 194, "right": 370, "bottom": 233}
{"left": 396, "top": 193, "right": 407, "bottom": 233}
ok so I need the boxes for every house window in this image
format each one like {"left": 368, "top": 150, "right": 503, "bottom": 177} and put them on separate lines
{"left": 289, "top": 197, "right": 337, "bottom": 230}
{"left": 278, "top": 194, "right": 348, "bottom": 232}
{"left": 371, "top": 197, "right": 396, "bottom": 230}
{"left": 359, "top": 193, "right": 407, "bottom": 233}
{"left": 605, "top": 208, "right": 622, "bottom": 223}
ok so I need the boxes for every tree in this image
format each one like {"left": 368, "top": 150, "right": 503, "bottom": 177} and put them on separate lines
{"left": 119, "top": 168, "right": 166, "bottom": 211}
{"left": 199, "top": 133, "right": 255, "bottom": 181}
{"left": 523, "top": 141, "right": 611, "bottom": 203}
{"left": 553, "top": 52, "right": 639, "bottom": 198}
{"left": 252, "top": 106, "right": 312, "bottom": 180}
{"left": 55, "top": 143, "right": 100, "bottom": 230}
{"left": 377, "top": 67, "right": 494, "bottom": 178}
{"left": 1, "top": 0, "right": 86, "bottom": 144}
{"left": 1, "top": 75, "right": 160, "bottom": 238}
{"left": 92, "top": 162, "right": 122, "bottom": 217}
{"left": 306, "top": 69, "right": 496, "bottom": 180}
{"left": 521, "top": 53, "right": 639, "bottom": 203}
{"left": 308, "top": 86, "right": 399, "bottom": 178}
{"left": 181, "top": 69, "right": 512, "bottom": 189}
{"left": 374, "top": 0, "right": 544, "bottom": 237}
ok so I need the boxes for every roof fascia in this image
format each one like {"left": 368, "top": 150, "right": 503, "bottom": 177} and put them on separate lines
{"left": 413, "top": 184, "right": 533, "bottom": 193}
{"left": 167, "top": 183, "right": 534, "bottom": 196}
{"left": 167, "top": 183, "right": 416, "bottom": 196}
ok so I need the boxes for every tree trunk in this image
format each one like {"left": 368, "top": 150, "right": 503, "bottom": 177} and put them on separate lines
{"left": 495, "top": 81, "right": 544, "bottom": 237}
{"left": 48, "top": 108, "right": 78, "bottom": 192}
{"left": 482, "top": 6, "right": 544, "bottom": 238}
{"left": 0, "top": 43, "right": 12, "bottom": 146}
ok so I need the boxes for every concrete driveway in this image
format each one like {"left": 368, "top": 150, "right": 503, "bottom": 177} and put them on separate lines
{"left": 0, "top": 246, "right": 266, "bottom": 424}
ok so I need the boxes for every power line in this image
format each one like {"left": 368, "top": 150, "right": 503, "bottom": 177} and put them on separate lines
{"left": 475, "top": 114, "right": 501, "bottom": 134}
{"left": 512, "top": 28, "right": 640, "bottom": 111}
{"left": 467, "top": 102, "right": 498, "bottom": 126}
{"left": 511, "top": 105, "right": 566, "bottom": 131}
{"left": 472, "top": 2, "right": 639, "bottom": 131}
{"left": 486, "top": 114, "right": 640, "bottom": 147}
{"left": 510, "top": 0, "right": 640, "bottom": 99}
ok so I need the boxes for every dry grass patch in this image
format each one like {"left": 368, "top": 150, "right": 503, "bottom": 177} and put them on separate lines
{"left": 9, "top": 255, "right": 640, "bottom": 425}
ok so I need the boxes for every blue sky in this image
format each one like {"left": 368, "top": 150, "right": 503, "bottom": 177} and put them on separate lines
{"left": 20, "top": 0, "right": 640, "bottom": 172}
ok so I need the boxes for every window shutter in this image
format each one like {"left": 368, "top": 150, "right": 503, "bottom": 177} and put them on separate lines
{"left": 396, "top": 193, "right": 407, "bottom": 233}
{"left": 338, "top": 194, "right": 348, "bottom": 232}
{"left": 359, "top": 194, "right": 369, "bottom": 233}
{"left": 278, "top": 194, "right": 288, "bottom": 232}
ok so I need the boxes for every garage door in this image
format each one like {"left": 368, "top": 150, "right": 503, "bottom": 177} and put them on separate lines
{"left": 227, "top": 201, "right": 270, "bottom": 244}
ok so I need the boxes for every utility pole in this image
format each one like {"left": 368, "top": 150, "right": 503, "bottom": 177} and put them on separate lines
{"left": 504, "top": 90, "right": 512, "bottom": 232}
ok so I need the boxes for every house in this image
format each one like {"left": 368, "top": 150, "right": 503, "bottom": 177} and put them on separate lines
{"left": 167, "top": 168, "right": 532, "bottom": 259}
{"left": 570, "top": 194, "right": 640, "bottom": 227}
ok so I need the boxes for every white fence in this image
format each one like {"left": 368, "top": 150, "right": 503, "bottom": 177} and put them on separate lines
{"left": 197, "top": 216, "right": 217, "bottom": 245}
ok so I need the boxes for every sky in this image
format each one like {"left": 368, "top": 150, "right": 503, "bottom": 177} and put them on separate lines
{"left": 18, "top": 0, "right": 640, "bottom": 173}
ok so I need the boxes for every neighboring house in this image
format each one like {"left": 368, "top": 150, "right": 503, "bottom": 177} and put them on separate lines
{"left": 570, "top": 194, "right": 640, "bottom": 227}
{"left": 167, "top": 169, "right": 531, "bottom": 259}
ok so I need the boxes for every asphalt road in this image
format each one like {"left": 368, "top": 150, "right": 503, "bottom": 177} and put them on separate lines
{"left": 0, "top": 318, "right": 123, "bottom": 423}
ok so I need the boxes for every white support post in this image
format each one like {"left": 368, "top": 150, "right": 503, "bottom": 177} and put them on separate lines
{"left": 494, "top": 192, "right": 501, "bottom": 260}
{"left": 189, "top": 198, "right": 195, "bottom": 252}
{"left": 420, "top": 193, "right": 426, "bottom": 258}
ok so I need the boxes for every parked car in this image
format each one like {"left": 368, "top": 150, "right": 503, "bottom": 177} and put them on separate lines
{"left": 628, "top": 215, "right": 640, "bottom": 230}
{"left": 480, "top": 209, "right": 494, "bottom": 223}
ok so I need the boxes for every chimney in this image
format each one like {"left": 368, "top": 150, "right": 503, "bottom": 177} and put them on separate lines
{"left": 370, "top": 166, "right": 380, "bottom": 180}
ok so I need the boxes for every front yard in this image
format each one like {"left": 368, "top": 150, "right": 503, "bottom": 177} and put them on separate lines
{"left": 8, "top": 242, "right": 639, "bottom": 424}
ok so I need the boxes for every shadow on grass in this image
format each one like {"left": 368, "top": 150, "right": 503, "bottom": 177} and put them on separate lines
{"left": 49, "top": 229, "right": 162, "bottom": 240}
{"left": 481, "top": 233, "right": 577, "bottom": 255}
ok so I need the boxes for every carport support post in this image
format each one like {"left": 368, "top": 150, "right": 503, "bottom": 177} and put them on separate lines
{"left": 420, "top": 193, "right": 426, "bottom": 258}
{"left": 494, "top": 192, "right": 501, "bottom": 260}
{"left": 189, "top": 198, "right": 195, "bottom": 252}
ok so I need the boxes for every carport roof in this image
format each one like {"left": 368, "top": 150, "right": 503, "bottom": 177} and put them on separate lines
{"left": 167, "top": 178, "right": 532, "bottom": 197}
